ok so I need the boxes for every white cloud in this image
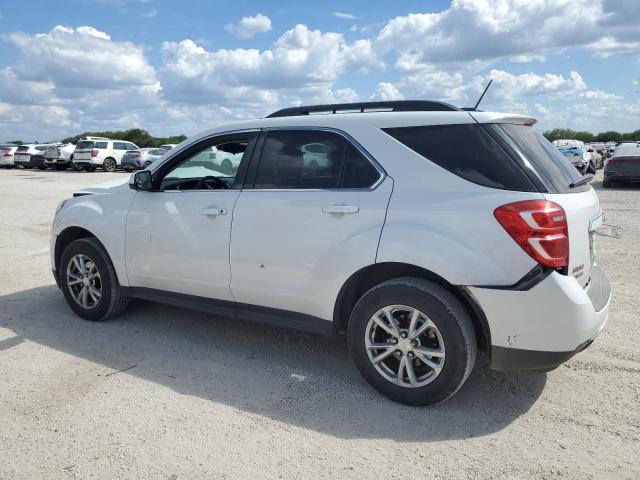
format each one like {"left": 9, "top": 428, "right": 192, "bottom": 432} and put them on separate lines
{"left": 160, "top": 25, "right": 383, "bottom": 105}
{"left": 333, "top": 12, "right": 359, "bottom": 20}
{"left": 225, "top": 13, "right": 272, "bottom": 39}
{"left": 8, "top": 25, "right": 156, "bottom": 91}
{"left": 141, "top": 9, "right": 158, "bottom": 18}
{"left": 372, "top": 82, "right": 404, "bottom": 101}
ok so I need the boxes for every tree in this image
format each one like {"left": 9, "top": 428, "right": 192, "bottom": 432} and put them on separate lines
{"left": 61, "top": 129, "right": 186, "bottom": 147}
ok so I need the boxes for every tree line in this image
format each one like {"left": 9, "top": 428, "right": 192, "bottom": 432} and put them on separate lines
{"left": 60, "top": 128, "right": 187, "bottom": 148}
{"left": 542, "top": 128, "right": 640, "bottom": 143}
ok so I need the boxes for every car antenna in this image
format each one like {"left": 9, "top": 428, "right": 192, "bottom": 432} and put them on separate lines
{"left": 473, "top": 79, "right": 493, "bottom": 111}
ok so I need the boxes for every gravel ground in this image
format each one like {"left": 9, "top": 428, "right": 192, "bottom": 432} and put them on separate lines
{"left": 0, "top": 168, "right": 638, "bottom": 480}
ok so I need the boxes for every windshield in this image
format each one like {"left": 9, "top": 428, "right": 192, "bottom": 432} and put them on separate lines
{"left": 493, "top": 124, "right": 583, "bottom": 193}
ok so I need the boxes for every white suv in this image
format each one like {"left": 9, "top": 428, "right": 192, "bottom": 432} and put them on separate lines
{"left": 50, "top": 101, "right": 617, "bottom": 405}
{"left": 73, "top": 137, "right": 139, "bottom": 172}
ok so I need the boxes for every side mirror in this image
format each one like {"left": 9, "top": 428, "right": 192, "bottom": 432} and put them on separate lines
{"left": 129, "top": 170, "right": 152, "bottom": 191}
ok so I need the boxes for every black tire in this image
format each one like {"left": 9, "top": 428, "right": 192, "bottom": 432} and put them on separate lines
{"left": 348, "top": 277, "right": 476, "bottom": 406}
{"left": 103, "top": 157, "right": 117, "bottom": 172}
{"left": 37, "top": 166, "right": 46, "bottom": 170}
{"left": 55, "top": 165, "right": 67, "bottom": 171}
{"left": 86, "top": 167, "right": 96, "bottom": 172}
{"left": 603, "top": 180, "right": 611, "bottom": 188}
{"left": 59, "top": 238, "right": 128, "bottom": 321}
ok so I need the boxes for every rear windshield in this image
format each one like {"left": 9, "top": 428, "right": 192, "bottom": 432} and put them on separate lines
{"left": 383, "top": 124, "right": 537, "bottom": 191}
{"left": 613, "top": 144, "right": 640, "bottom": 157}
{"left": 76, "top": 141, "right": 94, "bottom": 149}
{"left": 492, "top": 124, "right": 582, "bottom": 193}
{"left": 16, "top": 146, "right": 29, "bottom": 152}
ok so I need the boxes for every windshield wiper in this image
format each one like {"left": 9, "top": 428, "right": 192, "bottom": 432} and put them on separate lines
{"left": 569, "top": 174, "right": 593, "bottom": 188}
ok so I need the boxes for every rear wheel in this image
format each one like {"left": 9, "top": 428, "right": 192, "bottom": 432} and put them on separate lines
{"left": 59, "top": 238, "right": 128, "bottom": 321}
{"left": 103, "top": 158, "right": 117, "bottom": 172}
{"left": 348, "top": 277, "right": 476, "bottom": 406}
{"left": 603, "top": 179, "right": 612, "bottom": 188}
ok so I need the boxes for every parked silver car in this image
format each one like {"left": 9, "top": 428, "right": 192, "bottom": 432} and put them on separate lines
{"left": 122, "top": 148, "right": 168, "bottom": 171}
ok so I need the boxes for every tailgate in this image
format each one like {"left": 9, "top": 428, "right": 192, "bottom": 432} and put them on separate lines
{"left": 74, "top": 150, "right": 91, "bottom": 160}
{"left": 544, "top": 188, "right": 600, "bottom": 287}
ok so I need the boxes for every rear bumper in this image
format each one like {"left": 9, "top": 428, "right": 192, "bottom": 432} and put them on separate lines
{"left": 45, "top": 158, "right": 71, "bottom": 165}
{"left": 122, "top": 158, "right": 143, "bottom": 169}
{"left": 468, "top": 266, "right": 610, "bottom": 371}
{"left": 0, "top": 156, "right": 14, "bottom": 166}
{"left": 73, "top": 158, "right": 102, "bottom": 166}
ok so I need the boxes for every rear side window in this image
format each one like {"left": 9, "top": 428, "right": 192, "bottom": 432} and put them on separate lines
{"left": 113, "top": 142, "right": 129, "bottom": 150}
{"left": 493, "top": 124, "right": 582, "bottom": 193}
{"left": 342, "top": 146, "right": 381, "bottom": 188}
{"left": 383, "top": 124, "right": 536, "bottom": 191}
{"left": 94, "top": 141, "right": 108, "bottom": 149}
{"left": 253, "top": 130, "right": 380, "bottom": 189}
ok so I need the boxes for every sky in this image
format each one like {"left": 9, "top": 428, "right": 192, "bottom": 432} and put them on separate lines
{"left": 0, "top": 0, "right": 638, "bottom": 141}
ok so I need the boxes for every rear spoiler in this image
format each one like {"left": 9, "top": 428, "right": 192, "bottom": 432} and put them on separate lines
{"left": 469, "top": 111, "right": 537, "bottom": 126}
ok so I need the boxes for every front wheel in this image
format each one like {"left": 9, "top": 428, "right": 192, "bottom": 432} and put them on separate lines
{"left": 348, "top": 277, "right": 476, "bottom": 406}
{"left": 59, "top": 238, "right": 128, "bottom": 321}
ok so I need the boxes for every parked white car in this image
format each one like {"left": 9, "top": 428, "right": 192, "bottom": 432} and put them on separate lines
{"left": 14, "top": 144, "right": 50, "bottom": 169}
{"left": 44, "top": 143, "right": 76, "bottom": 171}
{"left": 51, "top": 100, "right": 617, "bottom": 405}
{"left": 0, "top": 144, "right": 18, "bottom": 168}
{"left": 73, "top": 138, "right": 139, "bottom": 172}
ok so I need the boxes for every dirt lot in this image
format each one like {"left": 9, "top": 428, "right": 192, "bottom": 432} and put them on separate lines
{"left": 0, "top": 168, "right": 638, "bottom": 479}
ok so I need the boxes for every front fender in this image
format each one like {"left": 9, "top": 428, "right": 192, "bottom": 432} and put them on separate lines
{"left": 52, "top": 192, "right": 134, "bottom": 286}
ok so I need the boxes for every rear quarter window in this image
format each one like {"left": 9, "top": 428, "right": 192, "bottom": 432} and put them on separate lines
{"left": 94, "top": 142, "right": 108, "bottom": 149}
{"left": 383, "top": 124, "right": 537, "bottom": 192}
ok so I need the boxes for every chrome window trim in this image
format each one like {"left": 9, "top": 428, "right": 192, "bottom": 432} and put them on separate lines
{"left": 243, "top": 126, "right": 387, "bottom": 192}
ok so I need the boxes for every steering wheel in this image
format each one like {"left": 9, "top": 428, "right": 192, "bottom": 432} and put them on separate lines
{"left": 197, "top": 175, "right": 229, "bottom": 190}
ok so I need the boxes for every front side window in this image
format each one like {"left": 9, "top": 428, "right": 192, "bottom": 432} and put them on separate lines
{"left": 253, "top": 130, "right": 379, "bottom": 189}
{"left": 159, "top": 138, "right": 251, "bottom": 191}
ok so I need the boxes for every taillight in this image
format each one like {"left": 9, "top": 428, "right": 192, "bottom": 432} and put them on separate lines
{"left": 494, "top": 200, "right": 569, "bottom": 269}
{"left": 3, "top": 153, "right": 11, "bottom": 157}
{"left": 91, "top": 149, "right": 98, "bottom": 157}
{"left": 608, "top": 156, "right": 640, "bottom": 164}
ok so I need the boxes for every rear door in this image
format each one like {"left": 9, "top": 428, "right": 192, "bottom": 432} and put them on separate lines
{"left": 74, "top": 141, "right": 94, "bottom": 161}
{"left": 229, "top": 128, "right": 391, "bottom": 321}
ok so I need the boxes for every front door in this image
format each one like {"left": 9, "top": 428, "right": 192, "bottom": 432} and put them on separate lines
{"left": 125, "top": 132, "right": 257, "bottom": 300}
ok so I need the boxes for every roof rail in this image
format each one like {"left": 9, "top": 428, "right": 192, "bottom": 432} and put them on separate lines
{"left": 266, "top": 100, "right": 460, "bottom": 118}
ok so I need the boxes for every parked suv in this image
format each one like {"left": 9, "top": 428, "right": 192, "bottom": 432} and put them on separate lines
{"left": 73, "top": 138, "right": 139, "bottom": 172}
{"left": 14, "top": 144, "right": 50, "bottom": 169}
{"left": 50, "top": 101, "right": 617, "bottom": 405}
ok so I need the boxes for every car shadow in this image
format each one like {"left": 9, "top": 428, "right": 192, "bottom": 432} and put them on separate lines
{"left": 0, "top": 285, "right": 546, "bottom": 441}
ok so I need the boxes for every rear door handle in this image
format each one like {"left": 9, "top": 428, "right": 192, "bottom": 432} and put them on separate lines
{"left": 200, "top": 207, "right": 227, "bottom": 216}
{"left": 322, "top": 205, "right": 359, "bottom": 215}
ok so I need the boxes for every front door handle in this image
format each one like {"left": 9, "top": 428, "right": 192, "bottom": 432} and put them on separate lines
{"left": 322, "top": 205, "right": 359, "bottom": 215}
{"left": 200, "top": 207, "right": 227, "bottom": 216}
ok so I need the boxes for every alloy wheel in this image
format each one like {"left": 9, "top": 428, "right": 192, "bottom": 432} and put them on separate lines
{"left": 365, "top": 305, "right": 445, "bottom": 388}
{"left": 66, "top": 254, "right": 102, "bottom": 309}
